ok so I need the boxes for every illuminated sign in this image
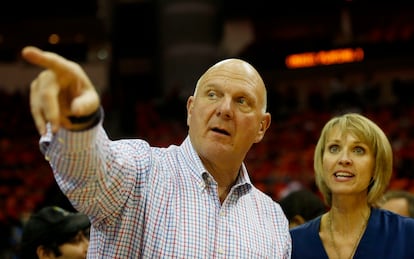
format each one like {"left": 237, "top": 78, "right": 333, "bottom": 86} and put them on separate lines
{"left": 285, "top": 47, "right": 364, "bottom": 69}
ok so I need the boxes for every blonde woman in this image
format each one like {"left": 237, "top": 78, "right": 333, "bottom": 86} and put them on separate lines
{"left": 290, "top": 113, "right": 414, "bottom": 259}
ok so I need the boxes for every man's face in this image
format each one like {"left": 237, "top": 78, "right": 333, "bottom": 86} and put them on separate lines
{"left": 381, "top": 197, "right": 410, "bottom": 217}
{"left": 38, "top": 230, "right": 89, "bottom": 259}
{"left": 186, "top": 59, "right": 270, "bottom": 165}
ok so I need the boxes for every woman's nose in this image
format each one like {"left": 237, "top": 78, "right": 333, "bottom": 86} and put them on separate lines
{"left": 338, "top": 152, "right": 352, "bottom": 165}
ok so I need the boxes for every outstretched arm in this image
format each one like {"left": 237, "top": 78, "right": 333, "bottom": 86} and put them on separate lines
{"left": 21, "top": 46, "right": 101, "bottom": 135}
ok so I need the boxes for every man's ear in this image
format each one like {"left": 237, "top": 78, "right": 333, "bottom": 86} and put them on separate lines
{"left": 254, "top": 113, "right": 271, "bottom": 143}
{"left": 186, "top": 96, "right": 194, "bottom": 126}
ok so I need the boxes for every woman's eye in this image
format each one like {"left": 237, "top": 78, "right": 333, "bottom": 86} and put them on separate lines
{"left": 353, "top": 146, "right": 365, "bottom": 155}
{"left": 328, "top": 145, "right": 339, "bottom": 153}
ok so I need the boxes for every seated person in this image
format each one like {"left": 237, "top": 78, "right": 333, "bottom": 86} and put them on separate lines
{"left": 379, "top": 190, "right": 414, "bottom": 218}
{"left": 279, "top": 189, "right": 326, "bottom": 228}
{"left": 20, "top": 206, "right": 90, "bottom": 259}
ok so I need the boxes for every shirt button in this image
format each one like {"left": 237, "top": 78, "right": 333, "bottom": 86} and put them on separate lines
{"left": 218, "top": 248, "right": 224, "bottom": 254}
{"left": 44, "top": 155, "right": 50, "bottom": 161}
{"left": 58, "top": 137, "right": 64, "bottom": 144}
{"left": 220, "top": 211, "right": 225, "bottom": 216}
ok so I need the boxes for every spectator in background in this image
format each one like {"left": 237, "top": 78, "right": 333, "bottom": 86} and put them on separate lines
{"left": 279, "top": 189, "right": 326, "bottom": 229}
{"left": 19, "top": 206, "right": 90, "bottom": 259}
{"left": 290, "top": 113, "right": 414, "bottom": 259}
{"left": 379, "top": 190, "right": 414, "bottom": 218}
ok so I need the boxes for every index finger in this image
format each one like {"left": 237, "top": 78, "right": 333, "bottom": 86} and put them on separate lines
{"left": 21, "top": 46, "right": 71, "bottom": 72}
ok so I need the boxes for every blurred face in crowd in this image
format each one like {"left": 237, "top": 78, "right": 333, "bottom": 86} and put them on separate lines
{"left": 186, "top": 59, "right": 271, "bottom": 167}
{"left": 381, "top": 197, "right": 410, "bottom": 217}
{"left": 37, "top": 229, "right": 89, "bottom": 259}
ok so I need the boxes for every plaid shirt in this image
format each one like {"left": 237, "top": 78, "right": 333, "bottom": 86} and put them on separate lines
{"left": 41, "top": 124, "right": 291, "bottom": 258}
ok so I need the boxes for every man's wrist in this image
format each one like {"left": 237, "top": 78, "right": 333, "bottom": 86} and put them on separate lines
{"left": 68, "top": 107, "right": 103, "bottom": 131}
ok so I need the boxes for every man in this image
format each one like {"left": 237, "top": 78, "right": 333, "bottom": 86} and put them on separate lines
{"left": 20, "top": 206, "right": 90, "bottom": 259}
{"left": 380, "top": 190, "right": 414, "bottom": 218}
{"left": 22, "top": 46, "right": 291, "bottom": 258}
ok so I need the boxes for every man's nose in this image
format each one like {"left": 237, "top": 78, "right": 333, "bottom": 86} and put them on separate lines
{"left": 216, "top": 97, "right": 233, "bottom": 119}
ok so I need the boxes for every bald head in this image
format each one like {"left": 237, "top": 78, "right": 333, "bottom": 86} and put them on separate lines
{"left": 186, "top": 57, "right": 271, "bottom": 179}
{"left": 194, "top": 59, "right": 267, "bottom": 113}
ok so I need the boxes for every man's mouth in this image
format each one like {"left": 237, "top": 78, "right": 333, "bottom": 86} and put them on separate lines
{"left": 211, "top": 127, "right": 230, "bottom": 136}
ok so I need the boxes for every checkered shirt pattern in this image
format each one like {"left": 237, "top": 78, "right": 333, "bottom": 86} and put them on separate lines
{"left": 40, "top": 124, "right": 291, "bottom": 258}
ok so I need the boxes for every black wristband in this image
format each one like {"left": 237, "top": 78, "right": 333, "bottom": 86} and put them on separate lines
{"left": 68, "top": 107, "right": 102, "bottom": 125}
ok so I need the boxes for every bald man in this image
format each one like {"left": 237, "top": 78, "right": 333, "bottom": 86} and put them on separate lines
{"left": 22, "top": 46, "right": 291, "bottom": 258}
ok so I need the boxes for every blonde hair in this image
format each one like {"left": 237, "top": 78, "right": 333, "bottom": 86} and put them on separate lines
{"left": 314, "top": 113, "right": 393, "bottom": 206}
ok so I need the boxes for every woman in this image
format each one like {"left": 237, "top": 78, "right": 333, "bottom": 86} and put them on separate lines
{"left": 290, "top": 113, "right": 414, "bottom": 258}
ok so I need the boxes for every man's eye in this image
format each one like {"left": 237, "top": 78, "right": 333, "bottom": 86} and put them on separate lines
{"left": 238, "top": 97, "right": 246, "bottom": 105}
{"left": 207, "top": 91, "right": 216, "bottom": 98}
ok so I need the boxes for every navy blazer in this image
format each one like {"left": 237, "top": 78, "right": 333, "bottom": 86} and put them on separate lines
{"left": 290, "top": 208, "right": 414, "bottom": 259}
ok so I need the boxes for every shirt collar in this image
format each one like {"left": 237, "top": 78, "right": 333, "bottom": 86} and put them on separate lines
{"left": 181, "top": 136, "right": 252, "bottom": 192}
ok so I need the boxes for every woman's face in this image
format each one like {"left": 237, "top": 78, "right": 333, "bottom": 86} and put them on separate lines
{"left": 322, "top": 127, "right": 375, "bottom": 197}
